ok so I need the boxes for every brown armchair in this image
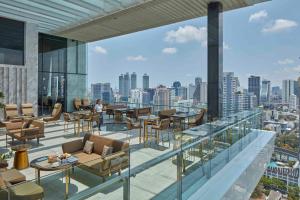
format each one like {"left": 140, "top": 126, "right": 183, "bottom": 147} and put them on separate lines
{"left": 151, "top": 118, "right": 171, "bottom": 147}
{"left": 125, "top": 117, "right": 142, "bottom": 143}
{"left": 21, "top": 103, "right": 35, "bottom": 118}
{"left": 62, "top": 134, "right": 129, "bottom": 182}
{"left": 4, "top": 104, "right": 21, "bottom": 121}
{"left": 63, "top": 113, "right": 76, "bottom": 132}
{"left": 158, "top": 109, "right": 176, "bottom": 120}
{"left": 43, "top": 103, "right": 62, "bottom": 123}
{"left": 5, "top": 119, "right": 44, "bottom": 146}
{"left": 81, "top": 98, "right": 91, "bottom": 110}
{"left": 188, "top": 109, "right": 206, "bottom": 127}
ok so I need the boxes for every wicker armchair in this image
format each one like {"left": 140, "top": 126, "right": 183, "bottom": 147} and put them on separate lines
{"left": 21, "top": 103, "right": 35, "bottom": 118}
{"left": 5, "top": 119, "right": 44, "bottom": 146}
{"left": 43, "top": 103, "right": 62, "bottom": 123}
{"left": 4, "top": 104, "right": 21, "bottom": 121}
{"left": 63, "top": 113, "right": 76, "bottom": 132}
{"left": 188, "top": 110, "right": 206, "bottom": 127}
{"left": 151, "top": 118, "right": 171, "bottom": 147}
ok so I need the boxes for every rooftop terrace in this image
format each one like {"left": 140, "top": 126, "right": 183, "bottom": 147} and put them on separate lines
{"left": 0, "top": 106, "right": 275, "bottom": 200}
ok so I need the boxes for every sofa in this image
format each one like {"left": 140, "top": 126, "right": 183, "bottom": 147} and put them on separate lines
{"left": 5, "top": 119, "right": 45, "bottom": 146}
{"left": 62, "top": 134, "right": 129, "bottom": 181}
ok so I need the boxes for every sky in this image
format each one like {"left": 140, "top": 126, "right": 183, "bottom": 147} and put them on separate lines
{"left": 88, "top": 0, "right": 300, "bottom": 90}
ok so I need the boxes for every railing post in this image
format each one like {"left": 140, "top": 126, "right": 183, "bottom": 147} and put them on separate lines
{"left": 123, "top": 177, "right": 130, "bottom": 200}
{"left": 176, "top": 152, "right": 183, "bottom": 200}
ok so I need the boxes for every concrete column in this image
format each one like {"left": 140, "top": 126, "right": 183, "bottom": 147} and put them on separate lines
{"left": 207, "top": 2, "right": 223, "bottom": 120}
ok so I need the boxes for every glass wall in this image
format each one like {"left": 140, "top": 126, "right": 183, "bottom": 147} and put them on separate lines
{"left": 0, "top": 17, "right": 24, "bottom": 65}
{"left": 38, "top": 33, "right": 87, "bottom": 116}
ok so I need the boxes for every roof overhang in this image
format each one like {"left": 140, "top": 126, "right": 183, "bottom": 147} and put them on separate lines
{"left": 0, "top": 0, "right": 270, "bottom": 42}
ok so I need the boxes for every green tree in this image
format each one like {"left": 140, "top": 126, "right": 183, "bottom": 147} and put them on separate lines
{"left": 288, "top": 186, "right": 300, "bottom": 200}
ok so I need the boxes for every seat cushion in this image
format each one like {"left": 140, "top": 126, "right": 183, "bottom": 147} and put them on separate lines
{"left": 1, "top": 169, "right": 26, "bottom": 185}
{"left": 11, "top": 182, "right": 44, "bottom": 200}
{"left": 73, "top": 151, "right": 102, "bottom": 165}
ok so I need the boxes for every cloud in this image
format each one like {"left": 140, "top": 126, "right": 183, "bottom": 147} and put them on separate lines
{"left": 126, "top": 55, "right": 147, "bottom": 61}
{"left": 94, "top": 46, "right": 107, "bottom": 54}
{"left": 165, "top": 25, "right": 207, "bottom": 46}
{"left": 249, "top": 10, "right": 268, "bottom": 22}
{"left": 277, "top": 58, "right": 295, "bottom": 65}
{"left": 283, "top": 65, "right": 300, "bottom": 73}
{"left": 262, "top": 19, "right": 298, "bottom": 33}
{"left": 162, "top": 47, "right": 177, "bottom": 54}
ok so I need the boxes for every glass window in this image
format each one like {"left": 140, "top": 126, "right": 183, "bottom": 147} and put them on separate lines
{"left": 0, "top": 17, "right": 24, "bottom": 65}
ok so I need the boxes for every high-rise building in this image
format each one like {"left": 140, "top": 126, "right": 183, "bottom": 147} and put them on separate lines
{"left": 143, "top": 73, "right": 149, "bottom": 90}
{"left": 124, "top": 72, "right": 130, "bottom": 97}
{"left": 142, "top": 91, "right": 151, "bottom": 105}
{"left": 177, "top": 86, "right": 187, "bottom": 100}
{"left": 289, "top": 94, "right": 297, "bottom": 110}
{"left": 248, "top": 75, "right": 260, "bottom": 105}
{"left": 129, "top": 89, "right": 143, "bottom": 104}
{"left": 188, "top": 84, "right": 196, "bottom": 99}
{"left": 193, "top": 77, "right": 202, "bottom": 102}
{"left": 260, "top": 80, "right": 271, "bottom": 105}
{"left": 195, "top": 77, "right": 202, "bottom": 86}
{"left": 172, "top": 81, "right": 181, "bottom": 96}
{"left": 153, "top": 85, "right": 169, "bottom": 111}
{"left": 119, "top": 74, "right": 124, "bottom": 96}
{"left": 131, "top": 72, "right": 137, "bottom": 89}
{"left": 144, "top": 88, "right": 155, "bottom": 103}
{"left": 169, "top": 87, "right": 176, "bottom": 106}
{"left": 282, "top": 80, "right": 295, "bottom": 104}
{"left": 200, "top": 82, "right": 207, "bottom": 104}
{"left": 91, "top": 83, "right": 113, "bottom": 103}
{"left": 223, "top": 72, "right": 239, "bottom": 117}
{"left": 271, "top": 86, "right": 281, "bottom": 96}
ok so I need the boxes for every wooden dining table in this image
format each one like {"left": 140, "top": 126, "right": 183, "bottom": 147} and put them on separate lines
{"left": 138, "top": 115, "right": 160, "bottom": 144}
{"left": 72, "top": 110, "right": 91, "bottom": 136}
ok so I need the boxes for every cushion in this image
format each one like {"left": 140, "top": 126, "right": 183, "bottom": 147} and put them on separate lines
{"left": 22, "top": 119, "right": 33, "bottom": 129}
{"left": 72, "top": 151, "right": 102, "bottom": 164}
{"left": 83, "top": 141, "right": 94, "bottom": 154}
{"left": 102, "top": 145, "right": 113, "bottom": 157}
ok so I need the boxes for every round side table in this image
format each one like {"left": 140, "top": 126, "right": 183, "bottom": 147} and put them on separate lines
{"left": 11, "top": 144, "right": 31, "bottom": 170}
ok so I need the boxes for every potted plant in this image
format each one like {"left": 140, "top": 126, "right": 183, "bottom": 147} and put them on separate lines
{"left": 0, "top": 149, "right": 13, "bottom": 169}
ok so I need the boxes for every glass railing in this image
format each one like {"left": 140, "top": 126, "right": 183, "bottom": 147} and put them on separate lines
{"left": 0, "top": 108, "right": 263, "bottom": 200}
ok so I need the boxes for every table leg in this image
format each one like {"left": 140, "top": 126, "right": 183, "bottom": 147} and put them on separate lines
{"left": 139, "top": 120, "right": 142, "bottom": 144}
{"left": 65, "top": 169, "right": 70, "bottom": 199}
{"left": 77, "top": 119, "right": 80, "bottom": 136}
{"left": 35, "top": 169, "right": 40, "bottom": 185}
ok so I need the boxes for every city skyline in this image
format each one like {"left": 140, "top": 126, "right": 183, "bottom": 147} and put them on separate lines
{"left": 88, "top": 0, "right": 300, "bottom": 89}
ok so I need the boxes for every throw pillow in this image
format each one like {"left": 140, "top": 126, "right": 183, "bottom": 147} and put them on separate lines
{"left": 22, "top": 119, "right": 33, "bottom": 129}
{"left": 83, "top": 141, "right": 94, "bottom": 154}
{"left": 102, "top": 145, "right": 113, "bottom": 157}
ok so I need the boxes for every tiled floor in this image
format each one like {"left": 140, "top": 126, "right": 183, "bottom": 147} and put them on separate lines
{"left": 0, "top": 118, "right": 180, "bottom": 200}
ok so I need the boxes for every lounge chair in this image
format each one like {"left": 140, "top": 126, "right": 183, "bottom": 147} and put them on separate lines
{"left": 4, "top": 104, "right": 21, "bottom": 121}
{"left": 5, "top": 119, "right": 44, "bottom": 146}
{"left": 43, "top": 103, "right": 62, "bottom": 124}
{"left": 188, "top": 109, "right": 206, "bottom": 127}
{"left": 21, "top": 103, "right": 35, "bottom": 118}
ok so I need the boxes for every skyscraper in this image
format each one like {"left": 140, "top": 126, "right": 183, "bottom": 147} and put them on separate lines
{"left": 188, "top": 84, "right": 196, "bottom": 99}
{"left": 223, "top": 72, "right": 239, "bottom": 117}
{"left": 91, "top": 83, "right": 113, "bottom": 103}
{"left": 193, "top": 77, "right": 202, "bottom": 102}
{"left": 124, "top": 72, "right": 130, "bottom": 97}
{"left": 119, "top": 74, "right": 124, "bottom": 96}
{"left": 153, "top": 85, "right": 169, "bottom": 111}
{"left": 260, "top": 80, "right": 271, "bottom": 105}
{"left": 131, "top": 72, "right": 137, "bottom": 89}
{"left": 177, "top": 86, "right": 187, "bottom": 100}
{"left": 172, "top": 81, "right": 181, "bottom": 96}
{"left": 143, "top": 73, "right": 149, "bottom": 90}
{"left": 248, "top": 75, "right": 260, "bottom": 106}
{"left": 200, "top": 82, "right": 207, "bottom": 104}
{"left": 282, "top": 80, "right": 295, "bottom": 104}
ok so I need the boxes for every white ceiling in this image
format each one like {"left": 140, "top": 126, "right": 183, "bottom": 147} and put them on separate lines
{"left": 0, "top": 0, "right": 270, "bottom": 42}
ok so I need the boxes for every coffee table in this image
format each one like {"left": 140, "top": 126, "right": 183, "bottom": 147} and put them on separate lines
{"left": 11, "top": 144, "right": 31, "bottom": 170}
{"left": 30, "top": 156, "right": 78, "bottom": 199}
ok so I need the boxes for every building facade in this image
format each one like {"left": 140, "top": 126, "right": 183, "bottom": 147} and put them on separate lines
{"left": 131, "top": 72, "right": 137, "bottom": 89}
{"left": 91, "top": 83, "right": 113, "bottom": 103}
{"left": 248, "top": 75, "right": 260, "bottom": 106}
{"left": 282, "top": 80, "right": 295, "bottom": 104}
{"left": 261, "top": 80, "right": 271, "bottom": 105}
{"left": 143, "top": 73, "right": 149, "bottom": 90}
